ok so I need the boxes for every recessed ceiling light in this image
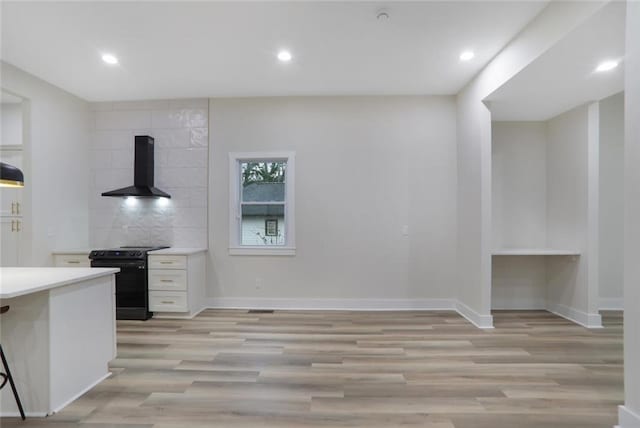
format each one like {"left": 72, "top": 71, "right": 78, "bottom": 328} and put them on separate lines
{"left": 459, "top": 51, "right": 475, "bottom": 61}
{"left": 101, "top": 53, "right": 119, "bottom": 65}
{"left": 277, "top": 50, "right": 292, "bottom": 62}
{"left": 595, "top": 60, "right": 619, "bottom": 72}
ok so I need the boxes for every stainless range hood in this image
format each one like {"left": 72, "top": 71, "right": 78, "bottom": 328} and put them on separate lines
{"left": 101, "top": 135, "right": 170, "bottom": 198}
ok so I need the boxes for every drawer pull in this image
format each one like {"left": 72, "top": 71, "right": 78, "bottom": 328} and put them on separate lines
{"left": 161, "top": 300, "right": 174, "bottom": 304}
{"left": 160, "top": 261, "right": 173, "bottom": 264}
{"left": 160, "top": 279, "right": 174, "bottom": 283}
{"left": 67, "top": 260, "right": 80, "bottom": 264}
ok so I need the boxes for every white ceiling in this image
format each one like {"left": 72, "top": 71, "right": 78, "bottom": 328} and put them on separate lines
{"left": 487, "top": 1, "right": 625, "bottom": 121}
{"left": 0, "top": 1, "right": 547, "bottom": 101}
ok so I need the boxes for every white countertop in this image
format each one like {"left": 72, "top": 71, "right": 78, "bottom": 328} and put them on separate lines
{"left": 492, "top": 249, "right": 581, "bottom": 256}
{"left": 52, "top": 249, "right": 92, "bottom": 255}
{"left": 0, "top": 267, "right": 120, "bottom": 299}
{"left": 148, "top": 247, "right": 207, "bottom": 255}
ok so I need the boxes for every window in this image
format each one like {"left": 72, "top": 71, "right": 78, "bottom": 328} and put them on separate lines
{"left": 229, "top": 152, "right": 295, "bottom": 255}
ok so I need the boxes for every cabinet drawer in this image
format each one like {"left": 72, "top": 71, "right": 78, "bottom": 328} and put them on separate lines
{"left": 149, "top": 269, "right": 187, "bottom": 291}
{"left": 54, "top": 254, "right": 90, "bottom": 267}
{"left": 148, "top": 255, "right": 187, "bottom": 270}
{"left": 149, "top": 291, "right": 188, "bottom": 312}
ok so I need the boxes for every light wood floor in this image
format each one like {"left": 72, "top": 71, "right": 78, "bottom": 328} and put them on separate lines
{"left": 2, "top": 310, "right": 623, "bottom": 428}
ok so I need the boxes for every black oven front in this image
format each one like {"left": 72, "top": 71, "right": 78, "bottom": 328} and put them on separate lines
{"left": 89, "top": 247, "right": 168, "bottom": 320}
{"left": 90, "top": 258, "right": 150, "bottom": 320}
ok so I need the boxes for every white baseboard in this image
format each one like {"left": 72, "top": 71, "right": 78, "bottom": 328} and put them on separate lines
{"left": 153, "top": 306, "right": 207, "bottom": 320}
{"left": 455, "top": 300, "right": 494, "bottom": 329}
{"left": 207, "top": 297, "right": 456, "bottom": 311}
{"left": 617, "top": 405, "right": 640, "bottom": 428}
{"left": 206, "top": 297, "right": 496, "bottom": 329}
{"left": 600, "top": 297, "right": 624, "bottom": 311}
{"left": 491, "top": 298, "right": 547, "bottom": 310}
{"left": 546, "top": 303, "right": 603, "bottom": 328}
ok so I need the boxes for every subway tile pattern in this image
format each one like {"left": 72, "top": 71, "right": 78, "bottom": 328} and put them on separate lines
{"left": 89, "top": 99, "right": 208, "bottom": 248}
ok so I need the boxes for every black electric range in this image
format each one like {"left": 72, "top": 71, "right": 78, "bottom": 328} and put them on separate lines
{"left": 89, "top": 246, "right": 168, "bottom": 320}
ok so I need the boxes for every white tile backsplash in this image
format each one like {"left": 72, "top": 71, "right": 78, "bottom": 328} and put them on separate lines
{"left": 173, "top": 207, "right": 207, "bottom": 228}
{"left": 173, "top": 227, "right": 207, "bottom": 248}
{"left": 156, "top": 167, "right": 207, "bottom": 188}
{"left": 190, "top": 128, "right": 209, "bottom": 147}
{"left": 92, "top": 150, "right": 112, "bottom": 169}
{"left": 151, "top": 108, "right": 208, "bottom": 129}
{"left": 166, "top": 148, "right": 208, "bottom": 168}
{"left": 111, "top": 149, "right": 135, "bottom": 168}
{"left": 189, "top": 187, "right": 208, "bottom": 208}
{"left": 89, "top": 99, "right": 208, "bottom": 249}
{"left": 149, "top": 129, "right": 191, "bottom": 148}
{"left": 94, "top": 168, "right": 134, "bottom": 191}
{"left": 93, "top": 130, "right": 134, "bottom": 150}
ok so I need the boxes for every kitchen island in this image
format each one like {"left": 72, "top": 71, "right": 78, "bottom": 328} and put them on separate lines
{"left": 0, "top": 267, "right": 119, "bottom": 417}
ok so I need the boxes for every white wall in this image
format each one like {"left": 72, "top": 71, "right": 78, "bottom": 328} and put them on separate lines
{"left": 598, "top": 92, "right": 624, "bottom": 308}
{"left": 1, "top": 102, "right": 22, "bottom": 146}
{"left": 88, "top": 99, "right": 208, "bottom": 248}
{"left": 492, "top": 122, "right": 547, "bottom": 249}
{"left": 620, "top": 2, "right": 640, "bottom": 426}
{"left": 546, "top": 106, "right": 589, "bottom": 253}
{"left": 455, "top": 1, "right": 606, "bottom": 327}
{"left": 491, "top": 122, "right": 547, "bottom": 309}
{"left": 1, "top": 61, "right": 90, "bottom": 266}
{"left": 208, "top": 96, "right": 457, "bottom": 305}
{"left": 545, "top": 103, "right": 601, "bottom": 325}
{"left": 492, "top": 257, "right": 547, "bottom": 310}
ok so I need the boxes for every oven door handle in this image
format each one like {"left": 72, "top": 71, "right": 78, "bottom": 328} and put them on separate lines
{"left": 91, "top": 261, "right": 146, "bottom": 269}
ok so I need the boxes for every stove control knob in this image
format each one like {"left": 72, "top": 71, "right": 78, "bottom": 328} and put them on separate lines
{"left": 136, "top": 251, "right": 142, "bottom": 256}
{"left": 99, "top": 251, "right": 105, "bottom": 256}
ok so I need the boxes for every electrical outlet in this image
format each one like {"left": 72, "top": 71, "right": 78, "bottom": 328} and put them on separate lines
{"left": 401, "top": 225, "right": 409, "bottom": 236}
{"left": 255, "top": 277, "right": 263, "bottom": 290}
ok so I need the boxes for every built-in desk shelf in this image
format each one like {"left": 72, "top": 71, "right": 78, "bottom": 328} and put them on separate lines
{"left": 492, "top": 249, "right": 581, "bottom": 256}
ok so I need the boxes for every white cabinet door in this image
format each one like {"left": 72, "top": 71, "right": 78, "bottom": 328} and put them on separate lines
{"left": 0, "top": 217, "right": 21, "bottom": 266}
{"left": 0, "top": 150, "right": 24, "bottom": 216}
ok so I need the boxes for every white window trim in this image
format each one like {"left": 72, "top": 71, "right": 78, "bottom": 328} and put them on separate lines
{"left": 228, "top": 151, "right": 296, "bottom": 256}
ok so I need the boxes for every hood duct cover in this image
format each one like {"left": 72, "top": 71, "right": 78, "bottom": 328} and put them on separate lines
{"left": 101, "top": 135, "right": 170, "bottom": 198}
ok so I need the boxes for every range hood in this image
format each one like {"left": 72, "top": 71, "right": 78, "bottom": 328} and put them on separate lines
{"left": 101, "top": 135, "right": 170, "bottom": 198}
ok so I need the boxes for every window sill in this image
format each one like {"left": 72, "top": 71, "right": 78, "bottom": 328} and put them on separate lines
{"left": 228, "top": 246, "right": 296, "bottom": 256}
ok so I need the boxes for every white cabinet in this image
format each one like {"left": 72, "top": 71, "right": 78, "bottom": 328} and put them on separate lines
{"left": 0, "top": 189, "right": 22, "bottom": 217}
{"left": 53, "top": 252, "right": 91, "bottom": 267}
{"left": 1, "top": 150, "right": 24, "bottom": 267}
{"left": 148, "top": 249, "right": 206, "bottom": 318}
{"left": 149, "top": 255, "right": 187, "bottom": 270}
{"left": 149, "top": 269, "right": 187, "bottom": 291}
{"left": 1, "top": 96, "right": 27, "bottom": 267}
{"left": 0, "top": 150, "right": 24, "bottom": 216}
{"left": 1, "top": 217, "right": 22, "bottom": 266}
{"left": 149, "top": 291, "right": 188, "bottom": 312}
